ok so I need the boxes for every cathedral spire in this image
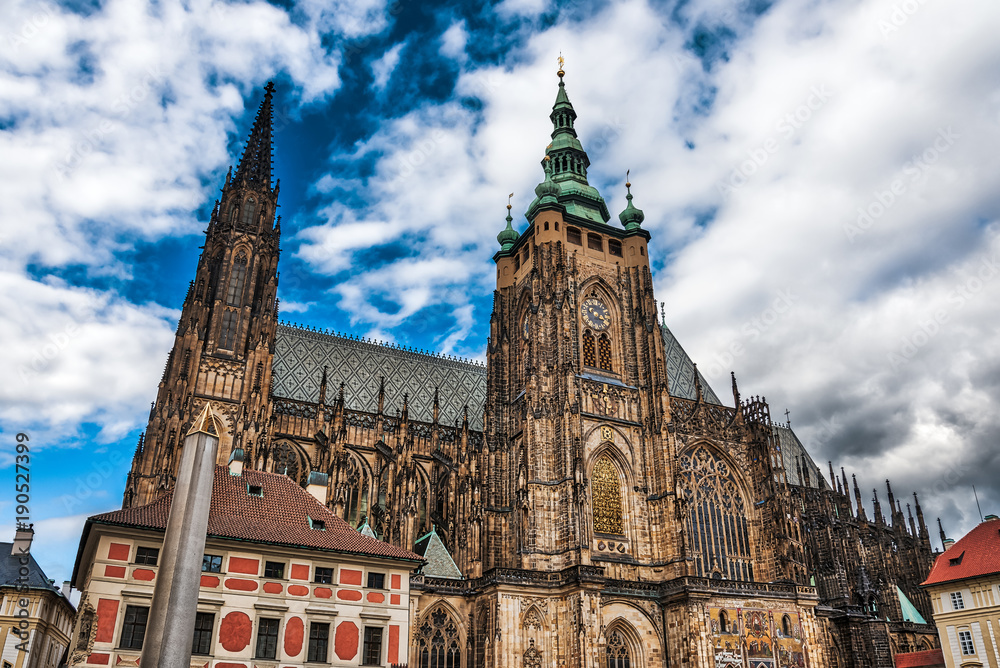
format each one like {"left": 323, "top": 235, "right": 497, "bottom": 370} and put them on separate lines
{"left": 233, "top": 81, "right": 275, "bottom": 191}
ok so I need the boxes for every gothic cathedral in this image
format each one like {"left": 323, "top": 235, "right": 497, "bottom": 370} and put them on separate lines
{"left": 124, "top": 73, "right": 942, "bottom": 667}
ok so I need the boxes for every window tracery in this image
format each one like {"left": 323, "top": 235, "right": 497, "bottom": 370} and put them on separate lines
{"left": 273, "top": 442, "right": 302, "bottom": 484}
{"left": 591, "top": 454, "right": 624, "bottom": 535}
{"left": 523, "top": 640, "right": 541, "bottom": 668}
{"left": 678, "top": 446, "right": 753, "bottom": 581}
{"left": 416, "top": 608, "right": 461, "bottom": 668}
{"left": 606, "top": 630, "right": 631, "bottom": 668}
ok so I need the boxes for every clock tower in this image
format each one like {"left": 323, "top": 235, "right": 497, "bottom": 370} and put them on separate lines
{"left": 485, "top": 66, "right": 682, "bottom": 581}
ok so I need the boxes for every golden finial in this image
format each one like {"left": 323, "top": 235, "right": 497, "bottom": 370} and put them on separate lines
{"left": 626, "top": 169, "right": 631, "bottom": 189}
{"left": 557, "top": 53, "right": 565, "bottom": 78}
{"left": 507, "top": 193, "right": 514, "bottom": 210}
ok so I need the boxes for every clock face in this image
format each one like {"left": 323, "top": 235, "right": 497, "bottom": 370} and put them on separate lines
{"left": 581, "top": 297, "right": 610, "bottom": 331}
{"left": 522, "top": 314, "right": 530, "bottom": 339}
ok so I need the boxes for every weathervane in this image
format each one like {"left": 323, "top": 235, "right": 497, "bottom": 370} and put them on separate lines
{"left": 558, "top": 53, "right": 565, "bottom": 77}
{"left": 507, "top": 192, "right": 514, "bottom": 210}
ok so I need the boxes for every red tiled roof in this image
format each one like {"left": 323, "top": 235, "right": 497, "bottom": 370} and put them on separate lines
{"left": 894, "top": 649, "right": 945, "bottom": 668}
{"left": 923, "top": 517, "right": 1000, "bottom": 586}
{"left": 91, "top": 467, "right": 421, "bottom": 563}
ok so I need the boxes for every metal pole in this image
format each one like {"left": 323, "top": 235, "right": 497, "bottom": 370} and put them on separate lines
{"left": 140, "top": 403, "right": 220, "bottom": 667}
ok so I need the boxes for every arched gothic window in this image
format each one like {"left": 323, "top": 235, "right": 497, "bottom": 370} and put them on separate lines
{"left": 719, "top": 610, "right": 729, "bottom": 634}
{"left": 273, "top": 442, "right": 302, "bottom": 484}
{"left": 240, "top": 197, "right": 256, "bottom": 227}
{"left": 591, "top": 454, "right": 624, "bottom": 535}
{"left": 782, "top": 615, "right": 792, "bottom": 638}
{"left": 606, "top": 630, "right": 631, "bottom": 668}
{"left": 597, "top": 334, "right": 613, "bottom": 371}
{"left": 226, "top": 254, "right": 247, "bottom": 306}
{"left": 678, "top": 446, "right": 753, "bottom": 581}
{"left": 583, "top": 331, "right": 597, "bottom": 367}
{"left": 344, "top": 456, "right": 370, "bottom": 527}
{"left": 219, "top": 310, "right": 238, "bottom": 349}
{"left": 416, "top": 608, "right": 461, "bottom": 668}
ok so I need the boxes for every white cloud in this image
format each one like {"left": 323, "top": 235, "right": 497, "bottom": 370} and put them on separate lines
{"left": 371, "top": 42, "right": 405, "bottom": 91}
{"left": 296, "top": 0, "right": 1000, "bottom": 540}
{"left": 439, "top": 21, "right": 468, "bottom": 62}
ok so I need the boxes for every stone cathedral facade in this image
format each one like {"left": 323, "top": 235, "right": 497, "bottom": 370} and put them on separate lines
{"left": 123, "top": 75, "right": 943, "bottom": 667}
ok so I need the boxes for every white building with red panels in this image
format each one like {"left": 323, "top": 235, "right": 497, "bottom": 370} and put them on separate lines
{"left": 69, "top": 466, "right": 422, "bottom": 667}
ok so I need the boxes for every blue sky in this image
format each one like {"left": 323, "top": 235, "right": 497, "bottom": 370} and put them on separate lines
{"left": 3, "top": 0, "right": 1000, "bottom": 585}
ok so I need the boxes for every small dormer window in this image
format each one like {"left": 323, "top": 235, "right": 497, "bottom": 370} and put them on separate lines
{"left": 949, "top": 550, "right": 965, "bottom": 566}
{"left": 309, "top": 517, "right": 325, "bottom": 531}
{"left": 248, "top": 484, "right": 263, "bottom": 497}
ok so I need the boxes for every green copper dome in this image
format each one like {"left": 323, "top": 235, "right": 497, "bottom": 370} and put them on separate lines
{"left": 525, "top": 69, "right": 610, "bottom": 224}
{"left": 619, "top": 180, "right": 644, "bottom": 232}
{"left": 534, "top": 156, "right": 560, "bottom": 202}
{"left": 497, "top": 205, "right": 519, "bottom": 251}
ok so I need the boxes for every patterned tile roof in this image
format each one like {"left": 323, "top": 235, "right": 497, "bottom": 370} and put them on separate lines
{"left": 273, "top": 324, "right": 488, "bottom": 430}
{"left": 661, "top": 324, "right": 722, "bottom": 404}
{"left": 271, "top": 321, "right": 730, "bottom": 429}
{"left": 89, "top": 467, "right": 421, "bottom": 563}
{"left": 923, "top": 516, "right": 1000, "bottom": 585}
{"left": 773, "top": 424, "right": 829, "bottom": 490}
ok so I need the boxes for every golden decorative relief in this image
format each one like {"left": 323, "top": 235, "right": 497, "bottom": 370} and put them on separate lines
{"left": 591, "top": 455, "right": 624, "bottom": 535}
{"left": 601, "top": 426, "right": 613, "bottom": 442}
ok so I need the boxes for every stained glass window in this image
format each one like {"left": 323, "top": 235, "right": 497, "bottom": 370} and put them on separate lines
{"left": 592, "top": 455, "right": 624, "bottom": 535}
{"left": 598, "top": 334, "right": 613, "bottom": 371}
{"left": 219, "top": 310, "right": 237, "bottom": 349}
{"left": 679, "top": 446, "right": 753, "bottom": 581}
{"left": 583, "top": 331, "right": 596, "bottom": 367}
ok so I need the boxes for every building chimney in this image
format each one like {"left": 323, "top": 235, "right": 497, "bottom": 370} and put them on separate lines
{"left": 943, "top": 538, "right": 955, "bottom": 550}
{"left": 306, "top": 471, "right": 329, "bottom": 505}
{"left": 228, "top": 447, "right": 244, "bottom": 477}
{"left": 62, "top": 581, "right": 71, "bottom": 598}
{"left": 12, "top": 525, "right": 33, "bottom": 557}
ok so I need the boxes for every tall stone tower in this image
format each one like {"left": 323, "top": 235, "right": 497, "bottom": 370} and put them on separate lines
{"left": 485, "top": 66, "right": 678, "bottom": 577}
{"left": 124, "top": 83, "right": 281, "bottom": 508}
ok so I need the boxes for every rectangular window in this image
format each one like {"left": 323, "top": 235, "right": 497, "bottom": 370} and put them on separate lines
{"left": 959, "top": 629, "right": 975, "bottom": 655}
{"left": 951, "top": 591, "right": 966, "bottom": 610}
{"left": 609, "top": 239, "right": 623, "bottom": 257}
{"left": 567, "top": 227, "right": 582, "bottom": 245}
{"left": 202, "top": 554, "right": 222, "bottom": 573}
{"left": 264, "top": 561, "right": 285, "bottom": 579}
{"left": 514, "top": 253, "right": 521, "bottom": 270}
{"left": 255, "top": 618, "right": 280, "bottom": 659}
{"left": 119, "top": 605, "right": 149, "bottom": 650}
{"left": 362, "top": 626, "right": 383, "bottom": 666}
{"left": 588, "top": 234, "right": 603, "bottom": 251}
{"left": 307, "top": 622, "right": 330, "bottom": 663}
{"left": 191, "top": 612, "right": 215, "bottom": 655}
{"left": 314, "top": 567, "right": 333, "bottom": 584}
{"left": 135, "top": 547, "right": 159, "bottom": 566}
{"left": 367, "top": 572, "right": 385, "bottom": 589}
